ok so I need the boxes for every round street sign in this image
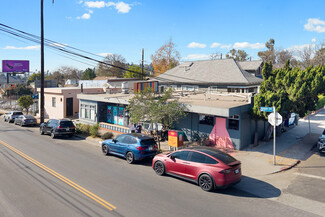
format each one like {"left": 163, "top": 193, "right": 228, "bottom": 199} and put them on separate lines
{"left": 268, "top": 112, "right": 283, "bottom": 126}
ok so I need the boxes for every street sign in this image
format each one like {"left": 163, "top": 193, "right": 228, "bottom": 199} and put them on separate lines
{"left": 260, "top": 107, "right": 274, "bottom": 112}
{"left": 268, "top": 112, "right": 283, "bottom": 126}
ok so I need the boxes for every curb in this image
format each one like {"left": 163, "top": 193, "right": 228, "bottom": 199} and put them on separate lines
{"left": 303, "top": 107, "right": 324, "bottom": 120}
{"left": 270, "top": 160, "right": 301, "bottom": 174}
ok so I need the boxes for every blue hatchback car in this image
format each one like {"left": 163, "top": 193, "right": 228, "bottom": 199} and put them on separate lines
{"left": 101, "top": 133, "right": 158, "bottom": 164}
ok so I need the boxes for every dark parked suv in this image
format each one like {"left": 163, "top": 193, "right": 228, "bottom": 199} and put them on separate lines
{"left": 40, "top": 119, "right": 75, "bottom": 139}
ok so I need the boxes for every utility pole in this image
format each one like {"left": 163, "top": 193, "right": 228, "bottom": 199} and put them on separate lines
{"left": 40, "top": 0, "right": 45, "bottom": 123}
{"left": 141, "top": 48, "right": 144, "bottom": 80}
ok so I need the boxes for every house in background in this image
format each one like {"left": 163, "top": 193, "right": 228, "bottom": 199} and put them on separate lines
{"left": 37, "top": 87, "right": 104, "bottom": 119}
{"left": 151, "top": 58, "right": 263, "bottom": 94}
{"left": 65, "top": 79, "right": 78, "bottom": 86}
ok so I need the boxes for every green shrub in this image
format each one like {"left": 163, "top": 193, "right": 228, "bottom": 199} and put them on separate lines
{"left": 81, "top": 124, "right": 91, "bottom": 135}
{"left": 316, "top": 94, "right": 325, "bottom": 110}
{"left": 101, "top": 132, "right": 114, "bottom": 140}
{"left": 90, "top": 123, "right": 99, "bottom": 138}
{"left": 75, "top": 123, "right": 83, "bottom": 134}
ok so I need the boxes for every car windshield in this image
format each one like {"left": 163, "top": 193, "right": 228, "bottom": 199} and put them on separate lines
{"left": 13, "top": 112, "right": 23, "bottom": 115}
{"left": 60, "top": 121, "right": 74, "bottom": 127}
{"left": 140, "top": 139, "right": 156, "bottom": 146}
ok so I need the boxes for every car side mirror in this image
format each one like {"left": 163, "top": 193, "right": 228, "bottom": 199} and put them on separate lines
{"left": 113, "top": 139, "right": 117, "bottom": 143}
{"left": 170, "top": 155, "right": 175, "bottom": 160}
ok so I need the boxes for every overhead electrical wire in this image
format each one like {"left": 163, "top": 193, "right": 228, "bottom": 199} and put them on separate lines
{"left": 0, "top": 23, "right": 215, "bottom": 84}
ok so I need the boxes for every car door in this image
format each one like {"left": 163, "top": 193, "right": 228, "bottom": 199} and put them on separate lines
{"left": 164, "top": 151, "right": 190, "bottom": 177}
{"left": 109, "top": 134, "right": 126, "bottom": 155}
{"left": 185, "top": 152, "right": 218, "bottom": 179}
{"left": 16, "top": 115, "right": 22, "bottom": 124}
{"left": 44, "top": 120, "right": 52, "bottom": 133}
{"left": 117, "top": 135, "right": 132, "bottom": 156}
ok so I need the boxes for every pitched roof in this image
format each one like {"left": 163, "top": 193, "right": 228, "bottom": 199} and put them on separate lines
{"left": 152, "top": 59, "right": 263, "bottom": 85}
{"left": 93, "top": 76, "right": 117, "bottom": 80}
{"left": 238, "top": 60, "right": 263, "bottom": 71}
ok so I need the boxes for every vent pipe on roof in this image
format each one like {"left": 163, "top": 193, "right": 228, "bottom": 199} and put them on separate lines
{"left": 220, "top": 53, "right": 222, "bottom": 59}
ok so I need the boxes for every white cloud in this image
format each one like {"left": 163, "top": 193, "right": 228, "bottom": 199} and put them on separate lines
{"left": 286, "top": 43, "right": 315, "bottom": 52}
{"left": 210, "top": 42, "right": 221, "bottom": 48}
{"left": 97, "top": 52, "right": 112, "bottom": 57}
{"left": 304, "top": 18, "right": 325, "bottom": 33}
{"left": 4, "top": 45, "right": 40, "bottom": 50}
{"left": 77, "top": 13, "right": 91, "bottom": 19}
{"left": 114, "top": 2, "right": 131, "bottom": 13}
{"left": 84, "top": 1, "right": 131, "bottom": 13}
{"left": 312, "top": 38, "right": 317, "bottom": 43}
{"left": 85, "top": 1, "right": 105, "bottom": 8}
{"left": 233, "top": 42, "right": 264, "bottom": 49}
{"left": 78, "top": 1, "right": 83, "bottom": 4}
{"left": 187, "top": 42, "right": 206, "bottom": 48}
{"left": 220, "top": 44, "right": 232, "bottom": 49}
{"left": 182, "top": 54, "right": 210, "bottom": 60}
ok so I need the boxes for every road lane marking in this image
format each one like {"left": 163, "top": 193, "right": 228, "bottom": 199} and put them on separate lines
{"left": 0, "top": 139, "right": 116, "bottom": 211}
{"left": 294, "top": 172, "right": 325, "bottom": 181}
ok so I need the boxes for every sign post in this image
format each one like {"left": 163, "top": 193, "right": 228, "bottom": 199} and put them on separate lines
{"left": 267, "top": 109, "right": 283, "bottom": 165}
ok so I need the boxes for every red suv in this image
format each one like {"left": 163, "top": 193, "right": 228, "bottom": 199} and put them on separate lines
{"left": 152, "top": 147, "right": 241, "bottom": 191}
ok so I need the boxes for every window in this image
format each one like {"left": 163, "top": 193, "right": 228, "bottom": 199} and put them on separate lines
{"left": 228, "top": 115, "right": 239, "bottom": 130}
{"left": 80, "top": 104, "right": 96, "bottom": 121}
{"left": 52, "top": 97, "right": 56, "bottom": 107}
{"left": 171, "top": 151, "right": 190, "bottom": 161}
{"left": 188, "top": 152, "right": 218, "bottom": 164}
{"left": 199, "top": 115, "right": 214, "bottom": 126}
{"left": 116, "top": 134, "right": 126, "bottom": 143}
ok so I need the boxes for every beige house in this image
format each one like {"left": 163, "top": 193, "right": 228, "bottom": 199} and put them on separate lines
{"left": 38, "top": 87, "right": 104, "bottom": 119}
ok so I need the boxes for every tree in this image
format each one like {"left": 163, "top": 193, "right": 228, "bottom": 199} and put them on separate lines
{"left": 47, "top": 71, "right": 65, "bottom": 86}
{"left": 276, "top": 50, "right": 293, "bottom": 65}
{"left": 124, "top": 65, "right": 143, "bottom": 79}
{"left": 226, "top": 49, "right": 248, "bottom": 61}
{"left": 210, "top": 51, "right": 221, "bottom": 60}
{"left": 313, "top": 47, "right": 325, "bottom": 66}
{"left": 81, "top": 68, "right": 96, "bottom": 80}
{"left": 298, "top": 45, "right": 314, "bottom": 68}
{"left": 151, "top": 38, "right": 180, "bottom": 76}
{"left": 127, "top": 88, "right": 185, "bottom": 128}
{"left": 27, "top": 72, "right": 41, "bottom": 84}
{"left": 13, "top": 84, "right": 33, "bottom": 96}
{"left": 258, "top": 38, "right": 276, "bottom": 64}
{"left": 96, "top": 54, "right": 127, "bottom": 78}
{"left": 18, "top": 95, "right": 34, "bottom": 114}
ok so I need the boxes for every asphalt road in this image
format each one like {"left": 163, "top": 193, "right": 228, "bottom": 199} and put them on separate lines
{"left": 0, "top": 120, "right": 319, "bottom": 217}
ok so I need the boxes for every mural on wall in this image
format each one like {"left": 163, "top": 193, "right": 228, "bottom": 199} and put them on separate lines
{"left": 209, "top": 117, "right": 234, "bottom": 149}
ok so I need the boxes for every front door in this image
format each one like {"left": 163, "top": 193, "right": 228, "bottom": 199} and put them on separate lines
{"left": 66, "top": 98, "right": 73, "bottom": 117}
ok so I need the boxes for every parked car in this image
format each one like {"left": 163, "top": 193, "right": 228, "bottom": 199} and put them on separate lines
{"left": 152, "top": 147, "right": 242, "bottom": 192}
{"left": 4, "top": 111, "right": 24, "bottom": 123}
{"left": 14, "top": 115, "right": 37, "bottom": 127}
{"left": 101, "top": 133, "right": 158, "bottom": 164}
{"left": 40, "top": 119, "right": 75, "bottom": 139}
{"left": 317, "top": 139, "right": 325, "bottom": 153}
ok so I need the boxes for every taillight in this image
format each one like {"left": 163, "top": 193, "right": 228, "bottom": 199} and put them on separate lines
{"left": 24, "top": 119, "right": 27, "bottom": 121}
{"left": 137, "top": 146, "right": 146, "bottom": 151}
{"left": 57, "top": 126, "right": 63, "bottom": 129}
{"left": 219, "top": 169, "right": 232, "bottom": 174}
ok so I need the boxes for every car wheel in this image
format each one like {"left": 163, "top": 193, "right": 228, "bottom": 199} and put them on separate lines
{"left": 50, "top": 131, "right": 56, "bottom": 139}
{"left": 198, "top": 174, "right": 214, "bottom": 192}
{"left": 102, "top": 144, "right": 109, "bottom": 156}
{"left": 40, "top": 127, "right": 44, "bottom": 135}
{"left": 4, "top": 118, "right": 6, "bottom": 122}
{"left": 126, "top": 152, "right": 135, "bottom": 164}
{"left": 154, "top": 161, "right": 165, "bottom": 176}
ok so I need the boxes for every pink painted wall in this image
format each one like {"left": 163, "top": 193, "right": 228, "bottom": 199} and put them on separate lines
{"left": 208, "top": 117, "right": 234, "bottom": 149}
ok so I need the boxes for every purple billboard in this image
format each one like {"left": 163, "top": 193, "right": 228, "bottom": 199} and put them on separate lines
{"left": 2, "top": 60, "right": 29, "bottom": 73}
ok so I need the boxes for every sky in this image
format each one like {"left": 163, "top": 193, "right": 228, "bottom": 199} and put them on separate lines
{"left": 1, "top": 0, "right": 325, "bottom": 73}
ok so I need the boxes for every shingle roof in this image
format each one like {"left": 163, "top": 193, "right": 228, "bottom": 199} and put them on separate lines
{"left": 152, "top": 59, "right": 263, "bottom": 85}
{"left": 238, "top": 60, "right": 263, "bottom": 71}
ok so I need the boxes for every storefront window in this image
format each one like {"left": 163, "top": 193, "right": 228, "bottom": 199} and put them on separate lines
{"left": 199, "top": 115, "right": 214, "bottom": 126}
{"left": 80, "top": 104, "right": 96, "bottom": 121}
{"left": 228, "top": 115, "right": 239, "bottom": 130}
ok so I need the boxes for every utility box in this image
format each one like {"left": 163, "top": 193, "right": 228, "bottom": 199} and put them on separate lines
{"left": 168, "top": 130, "right": 184, "bottom": 147}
